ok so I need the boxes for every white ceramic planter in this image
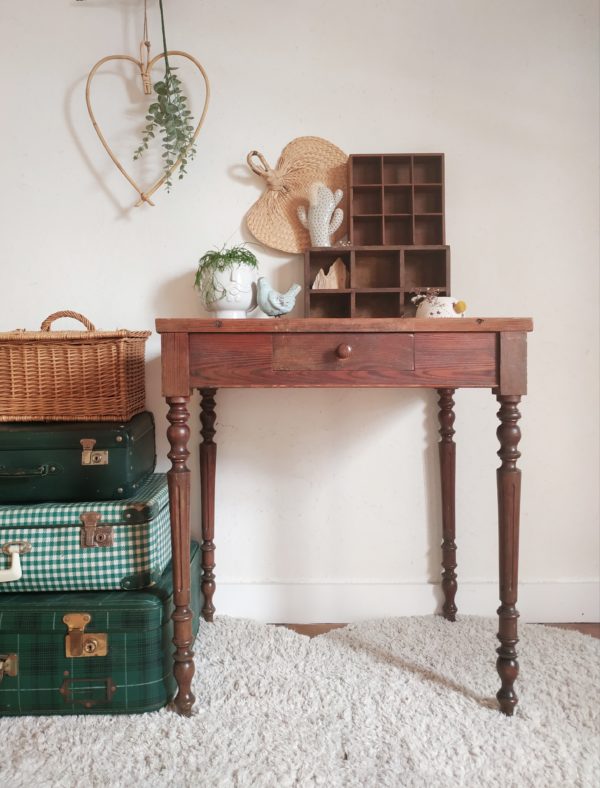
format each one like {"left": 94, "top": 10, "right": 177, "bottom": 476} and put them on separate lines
{"left": 413, "top": 296, "right": 466, "bottom": 318}
{"left": 203, "top": 264, "right": 257, "bottom": 318}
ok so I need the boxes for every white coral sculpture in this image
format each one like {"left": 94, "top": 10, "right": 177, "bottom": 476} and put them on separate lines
{"left": 297, "top": 181, "right": 344, "bottom": 247}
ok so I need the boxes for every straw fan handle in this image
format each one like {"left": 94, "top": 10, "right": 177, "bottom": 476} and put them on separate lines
{"left": 246, "top": 151, "right": 272, "bottom": 178}
{"left": 40, "top": 311, "right": 96, "bottom": 332}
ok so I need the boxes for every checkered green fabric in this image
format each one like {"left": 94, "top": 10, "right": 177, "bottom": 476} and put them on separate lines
{"left": 0, "top": 472, "right": 166, "bottom": 526}
{"left": 0, "top": 474, "right": 171, "bottom": 592}
{"left": 0, "top": 541, "right": 202, "bottom": 715}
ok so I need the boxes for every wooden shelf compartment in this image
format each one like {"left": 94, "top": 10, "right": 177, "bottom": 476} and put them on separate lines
{"left": 349, "top": 154, "right": 445, "bottom": 245}
{"left": 305, "top": 249, "right": 352, "bottom": 291}
{"left": 403, "top": 248, "right": 450, "bottom": 291}
{"left": 351, "top": 186, "right": 383, "bottom": 216}
{"left": 353, "top": 250, "right": 400, "bottom": 288}
{"left": 304, "top": 245, "right": 450, "bottom": 319}
{"left": 355, "top": 291, "right": 402, "bottom": 318}
{"left": 413, "top": 155, "right": 443, "bottom": 184}
{"left": 308, "top": 291, "right": 352, "bottom": 318}
{"left": 352, "top": 216, "right": 383, "bottom": 245}
{"left": 413, "top": 185, "right": 443, "bottom": 214}
{"left": 414, "top": 215, "right": 444, "bottom": 245}
{"left": 382, "top": 156, "right": 412, "bottom": 185}
{"left": 384, "top": 216, "right": 413, "bottom": 245}
{"left": 350, "top": 153, "right": 444, "bottom": 188}
{"left": 384, "top": 186, "right": 412, "bottom": 215}
{"left": 351, "top": 155, "right": 382, "bottom": 185}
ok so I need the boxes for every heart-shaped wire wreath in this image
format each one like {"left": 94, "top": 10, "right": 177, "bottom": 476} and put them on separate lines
{"left": 86, "top": 47, "right": 210, "bottom": 207}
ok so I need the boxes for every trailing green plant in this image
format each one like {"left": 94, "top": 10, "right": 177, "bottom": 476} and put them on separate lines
{"left": 194, "top": 245, "right": 259, "bottom": 307}
{"left": 133, "top": 0, "right": 196, "bottom": 190}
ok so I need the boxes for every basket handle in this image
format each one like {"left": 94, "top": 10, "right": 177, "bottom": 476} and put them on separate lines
{"left": 40, "top": 311, "right": 96, "bottom": 332}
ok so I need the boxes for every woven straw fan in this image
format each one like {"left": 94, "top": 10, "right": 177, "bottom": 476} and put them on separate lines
{"left": 246, "top": 137, "right": 348, "bottom": 254}
{"left": 86, "top": 50, "right": 210, "bottom": 207}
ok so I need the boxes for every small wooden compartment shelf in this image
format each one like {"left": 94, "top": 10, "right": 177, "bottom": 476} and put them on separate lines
{"left": 308, "top": 291, "right": 352, "bottom": 318}
{"left": 349, "top": 154, "right": 445, "bottom": 246}
{"left": 355, "top": 291, "right": 402, "bottom": 318}
{"left": 354, "top": 250, "right": 400, "bottom": 288}
{"left": 305, "top": 246, "right": 450, "bottom": 318}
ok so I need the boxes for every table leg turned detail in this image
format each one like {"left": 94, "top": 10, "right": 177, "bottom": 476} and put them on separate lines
{"left": 166, "top": 396, "right": 195, "bottom": 716}
{"left": 199, "top": 388, "right": 217, "bottom": 622}
{"left": 438, "top": 388, "right": 458, "bottom": 622}
{"left": 495, "top": 394, "right": 522, "bottom": 716}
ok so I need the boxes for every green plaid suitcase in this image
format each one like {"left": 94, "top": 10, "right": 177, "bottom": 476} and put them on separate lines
{"left": 0, "top": 411, "right": 156, "bottom": 504}
{"left": 0, "top": 473, "right": 171, "bottom": 592}
{"left": 0, "top": 540, "right": 201, "bottom": 715}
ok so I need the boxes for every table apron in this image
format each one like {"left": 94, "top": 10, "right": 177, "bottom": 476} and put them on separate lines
{"left": 187, "top": 332, "right": 499, "bottom": 388}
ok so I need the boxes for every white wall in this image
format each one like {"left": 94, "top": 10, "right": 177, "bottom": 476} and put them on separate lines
{"left": 1, "top": 1, "right": 598, "bottom": 622}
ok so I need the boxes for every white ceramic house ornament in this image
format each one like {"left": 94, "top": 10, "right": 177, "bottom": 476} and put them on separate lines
{"left": 297, "top": 181, "right": 344, "bottom": 247}
{"left": 412, "top": 294, "right": 467, "bottom": 318}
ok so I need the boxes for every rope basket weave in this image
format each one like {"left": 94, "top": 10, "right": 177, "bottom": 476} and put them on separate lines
{"left": 0, "top": 311, "right": 151, "bottom": 422}
{"left": 245, "top": 136, "right": 348, "bottom": 254}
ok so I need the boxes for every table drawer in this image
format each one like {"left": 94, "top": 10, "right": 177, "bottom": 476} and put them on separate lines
{"left": 272, "top": 333, "right": 414, "bottom": 371}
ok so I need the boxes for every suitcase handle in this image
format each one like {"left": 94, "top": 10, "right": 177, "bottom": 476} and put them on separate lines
{"left": 0, "top": 464, "right": 59, "bottom": 479}
{"left": 0, "top": 541, "right": 32, "bottom": 583}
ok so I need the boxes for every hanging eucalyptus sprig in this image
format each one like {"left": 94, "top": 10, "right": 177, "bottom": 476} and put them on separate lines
{"left": 134, "top": 0, "right": 197, "bottom": 191}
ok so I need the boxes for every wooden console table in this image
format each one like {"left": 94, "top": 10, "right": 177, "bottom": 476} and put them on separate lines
{"left": 156, "top": 317, "right": 533, "bottom": 717}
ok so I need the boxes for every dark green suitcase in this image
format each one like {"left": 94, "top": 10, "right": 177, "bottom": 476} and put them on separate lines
{"left": 0, "top": 541, "right": 202, "bottom": 716}
{"left": 0, "top": 411, "right": 156, "bottom": 503}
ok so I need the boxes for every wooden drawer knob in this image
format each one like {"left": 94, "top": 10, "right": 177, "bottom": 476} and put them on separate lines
{"left": 335, "top": 343, "right": 353, "bottom": 359}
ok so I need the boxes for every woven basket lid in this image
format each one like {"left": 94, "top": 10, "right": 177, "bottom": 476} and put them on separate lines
{"left": 245, "top": 136, "right": 348, "bottom": 254}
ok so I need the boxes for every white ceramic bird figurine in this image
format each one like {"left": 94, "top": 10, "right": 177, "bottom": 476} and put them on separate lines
{"left": 257, "top": 277, "right": 301, "bottom": 317}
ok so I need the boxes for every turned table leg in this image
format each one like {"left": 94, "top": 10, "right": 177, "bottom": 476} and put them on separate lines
{"left": 199, "top": 388, "right": 217, "bottom": 622}
{"left": 166, "top": 396, "right": 195, "bottom": 716}
{"left": 438, "top": 388, "right": 458, "bottom": 621}
{"left": 495, "top": 394, "right": 522, "bottom": 716}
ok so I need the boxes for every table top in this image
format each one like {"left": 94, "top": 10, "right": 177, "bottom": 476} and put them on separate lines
{"left": 155, "top": 317, "right": 534, "bottom": 334}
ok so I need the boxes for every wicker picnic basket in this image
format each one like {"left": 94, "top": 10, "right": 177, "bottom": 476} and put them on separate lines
{"left": 0, "top": 310, "right": 151, "bottom": 422}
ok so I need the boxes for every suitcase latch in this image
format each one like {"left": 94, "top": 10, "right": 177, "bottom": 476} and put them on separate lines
{"left": 63, "top": 613, "right": 108, "bottom": 658}
{"left": 80, "top": 439, "right": 109, "bottom": 466}
{"left": 0, "top": 653, "right": 18, "bottom": 681}
{"left": 79, "top": 512, "right": 114, "bottom": 548}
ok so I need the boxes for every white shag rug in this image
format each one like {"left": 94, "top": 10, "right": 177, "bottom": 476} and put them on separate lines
{"left": 1, "top": 616, "right": 598, "bottom": 788}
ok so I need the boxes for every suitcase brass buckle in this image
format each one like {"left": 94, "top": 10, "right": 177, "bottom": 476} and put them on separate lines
{"left": 79, "top": 512, "right": 114, "bottom": 548}
{"left": 1, "top": 541, "right": 32, "bottom": 556}
{"left": 80, "top": 439, "right": 109, "bottom": 466}
{"left": 0, "top": 653, "right": 18, "bottom": 681}
{"left": 63, "top": 613, "right": 108, "bottom": 658}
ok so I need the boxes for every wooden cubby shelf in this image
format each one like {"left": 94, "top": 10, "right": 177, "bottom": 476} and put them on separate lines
{"left": 304, "top": 246, "right": 450, "bottom": 318}
{"left": 303, "top": 153, "right": 450, "bottom": 319}
{"left": 349, "top": 154, "right": 445, "bottom": 246}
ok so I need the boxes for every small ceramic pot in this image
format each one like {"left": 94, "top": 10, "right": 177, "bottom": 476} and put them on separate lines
{"left": 412, "top": 296, "right": 466, "bottom": 318}
{"left": 203, "top": 264, "right": 257, "bottom": 318}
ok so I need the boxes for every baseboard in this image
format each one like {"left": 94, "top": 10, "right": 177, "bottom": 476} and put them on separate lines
{"left": 214, "top": 581, "right": 600, "bottom": 623}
